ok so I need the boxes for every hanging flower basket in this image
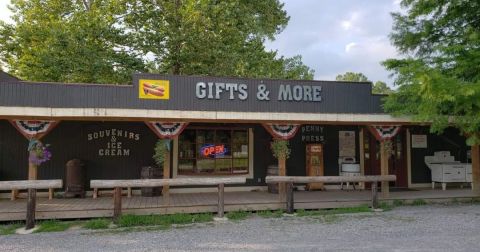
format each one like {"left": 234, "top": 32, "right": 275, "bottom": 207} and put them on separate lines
{"left": 28, "top": 139, "right": 52, "bottom": 165}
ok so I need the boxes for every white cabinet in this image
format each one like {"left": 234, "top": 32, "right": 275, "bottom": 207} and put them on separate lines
{"left": 424, "top": 152, "right": 473, "bottom": 190}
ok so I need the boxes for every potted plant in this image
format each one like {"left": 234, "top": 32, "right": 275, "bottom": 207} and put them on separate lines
{"left": 27, "top": 139, "right": 52, "bottom": 180}
{"left": 141, "top": 139, "right": 170, "bottom": 196}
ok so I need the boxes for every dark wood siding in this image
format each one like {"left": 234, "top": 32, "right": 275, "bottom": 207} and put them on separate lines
{"left": 0, "top": 74, "right": 385, "bottom": 114}
{"left": 0, "top": 120, "right": 159, "bottom": 189}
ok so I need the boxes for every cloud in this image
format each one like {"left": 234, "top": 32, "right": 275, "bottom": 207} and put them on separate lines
{"left": 266, "top": 0, "right": 403, "bottom": 87}
{"left": 345, "top": 42, "right": 357, "bottom": 53}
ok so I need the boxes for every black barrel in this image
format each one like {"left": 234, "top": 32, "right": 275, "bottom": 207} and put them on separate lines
{"left": 267, "top": 165, "right": 278, "bottom": 194}
{"left": 140, "top": 166, "right": 163, "bottom": 197}
{"left": 64, "top": 159, "right": 85, "bottom": 198}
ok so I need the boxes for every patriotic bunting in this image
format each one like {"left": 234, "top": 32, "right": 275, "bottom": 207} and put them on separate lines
{"left": 10, "top": 120, "right": 59, "bottom": 139}
{"left": 368, "top": 125, "right": 401, "bottom": 141}
{"left": 146, "top": 122, "right": 188, "bottom": 139}
{"left": 262, "top": 124, "right": 300, "bottom": 140}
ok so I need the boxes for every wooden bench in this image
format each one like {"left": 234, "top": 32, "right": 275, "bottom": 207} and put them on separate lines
{"left": 265, "top": 175, "right": 397, "bottom": 214}
{"left": 0, "top": 180, "right": 63, "bottom": 229}
{"left": 90, "top": 177, "right": 247, "bottom": 221}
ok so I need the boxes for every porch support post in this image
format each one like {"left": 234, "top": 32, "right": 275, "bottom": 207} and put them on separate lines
{"left": 217, "top": 183, "right": 225, "bottom": 218}
{"left": 162, "top": 150, "right": 171, "bottom": 205}
{"left": 28, "top": 161, "right": 37, "bottom": 180}
{"left": 26, "top": 188, "right": 36, "bottom": 229}
{"left": 278, "top": 157, "right": 286, "bottom": 202}
{"left": 380, "top": 141, "right": 389, "bottom": 198}
{"left": 371, "top": 182, "right": 378, "bottom": 209}
{"left": 286, "top": 182, "right": 294, "bottom": 214}
{"left": 113, "top": 187, "right": 122, "bottom": 222}
{"left": 472, "top": 144, "right": 480, "bottom": 194}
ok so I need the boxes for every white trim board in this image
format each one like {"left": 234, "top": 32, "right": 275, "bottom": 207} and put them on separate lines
{"left": 0, "top": 106, "right": 413, "bottom": 124}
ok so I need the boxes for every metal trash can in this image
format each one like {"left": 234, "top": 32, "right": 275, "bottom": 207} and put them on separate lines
{"left": 267, "top": 165, "right": 278, "bottom": 194}
{"left": 140, "top": 166, "right": 163, "bottom": 196}
{"left": 64, "top": 159, "right": 85, "bottom": 198}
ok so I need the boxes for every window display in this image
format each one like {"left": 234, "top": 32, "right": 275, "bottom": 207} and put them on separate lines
{"left": 178, "top": 128, "right": 249, "bottom": 175}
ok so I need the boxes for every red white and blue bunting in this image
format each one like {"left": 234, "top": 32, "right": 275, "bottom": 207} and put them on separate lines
{"left": 368, "top": 125, "right": 401, "bottom": 141}
{"left": 262, "top": 124, "right": 300, "bottom": 140}
{"left": 146, "top": 122, "right": 188, "bottom": 139}
{"left": 10, "top": 120, "right": 59, "bottom": 139}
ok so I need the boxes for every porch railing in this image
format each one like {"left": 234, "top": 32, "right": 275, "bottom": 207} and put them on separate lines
{"left": 0, "top": 179, "right": 63, "bottom": 229}
{"left": 265, "top": 175, "right": 397, "bottom": 213}
{"left": 90, "top": 177, "right": 246, "bottom": 221}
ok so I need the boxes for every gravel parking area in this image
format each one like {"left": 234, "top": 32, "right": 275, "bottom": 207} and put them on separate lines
{"left": 1, "top": 204, "right": 480, "bottom": 252}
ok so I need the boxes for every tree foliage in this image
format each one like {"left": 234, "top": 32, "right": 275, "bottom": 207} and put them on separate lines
{"left": 335, "top": 72, "right": 369, "bottom": 82}
{"left": 0, "top": 0, "right": 146, "bottom": 84}
{"left": 335, "top": 72, "right": 393, "bottom": 95}
{"left": 372, "top": 81, "right": 393, "bottom": 95}
{"left": 0, "top": 0, "right": 314, "bottom": 84}
{"left": 383, "top": 0, "right": 480, "bottom": 144}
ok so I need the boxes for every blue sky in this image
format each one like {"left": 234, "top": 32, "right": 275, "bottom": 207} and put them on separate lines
{"left": 0, "top": 0, "right": 402, "bottom": 86}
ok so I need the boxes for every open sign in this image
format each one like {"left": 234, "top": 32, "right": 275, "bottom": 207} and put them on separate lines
{"left": 200, "top": 144, "right": 227, "bottom": 157}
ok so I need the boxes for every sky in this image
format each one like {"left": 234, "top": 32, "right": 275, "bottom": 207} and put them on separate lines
{"left": 0, "top": 0, "right": 402, "bottom": 86}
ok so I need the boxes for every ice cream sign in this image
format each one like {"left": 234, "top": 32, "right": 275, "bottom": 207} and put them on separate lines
{"left": 200, "top": 144, "right": 227, "bottom": 158}
{"left": 139, "top": 79, "right": 170, "bottom": 99}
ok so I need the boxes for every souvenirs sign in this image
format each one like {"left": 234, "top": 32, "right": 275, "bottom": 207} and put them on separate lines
{"left": 87, "top": 129, "right": 140, "bottom": 156}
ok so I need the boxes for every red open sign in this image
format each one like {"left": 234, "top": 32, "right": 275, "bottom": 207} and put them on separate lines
{"left": 200, "top": 144, "right": 226, "bottom": 157}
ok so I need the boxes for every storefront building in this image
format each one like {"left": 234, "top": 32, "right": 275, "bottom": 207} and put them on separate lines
{"left": 0, "top": 71, "right": 472, "bottom": 194}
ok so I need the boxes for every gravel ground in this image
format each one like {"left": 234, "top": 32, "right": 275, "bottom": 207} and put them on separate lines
{"left": 1, "top": 204, "right": 480, "bottom": 252}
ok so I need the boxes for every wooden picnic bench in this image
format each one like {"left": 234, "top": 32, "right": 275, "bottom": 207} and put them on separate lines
{"left": 0, "top": 180, "right": 63, "bottom": 229}
{"left": 90, "top": 177, "right": 247, "bottom": 221}
{"left": 265, "top": 175, "right": 397, "bottom": 214}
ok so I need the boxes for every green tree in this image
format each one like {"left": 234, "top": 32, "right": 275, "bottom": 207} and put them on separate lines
{"left": 335, "top": 72, "right": 369, "bottom": 82}
{"left": 0, "top": 0, "right": 146, "bottom": 84}
{"left": 335, "top": 72, "right": 393, "bottom": 94}
{"left": 119, "top": 0, "right": 313, "bottom": 80}
{"left": 0, "top": 0, "right": 314, "bottom": 83}
{"left": 382, "top": 0, "right": 480, "bottom": 143}
{"left": 372, "top": 81, "right": 393, "bottom": 95}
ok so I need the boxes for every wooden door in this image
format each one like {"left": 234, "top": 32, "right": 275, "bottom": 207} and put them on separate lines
{"left": 390, "top": 131, "right": 408, "bottom": 188}
{"left": 305, "top": 144, "right": 324, "bottom": 190}
{"left": 363, "top": 129, "right": 408, "bottom": 188}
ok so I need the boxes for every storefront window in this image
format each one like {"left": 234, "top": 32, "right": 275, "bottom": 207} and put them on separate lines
{"left": 178, "top": 128, "right": 249, "bottom": 175}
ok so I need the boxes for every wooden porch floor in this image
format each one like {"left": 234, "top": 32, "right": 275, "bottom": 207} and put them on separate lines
{"left": 0, "top": 188, "right": 477, "bottom": 221}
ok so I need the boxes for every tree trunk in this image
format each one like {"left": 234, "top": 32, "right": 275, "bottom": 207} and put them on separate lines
{"left": 472, "top": 144, "right": 480, "bottom": 194}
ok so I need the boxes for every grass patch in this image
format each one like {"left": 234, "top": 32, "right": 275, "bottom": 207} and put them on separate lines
{"left": 296, "top": 205, "right": 371, "bottom": 217}
{"left": 0, "top": 223, "right": 22, "bottom": 235}
{"left": 34, "top": 220, "right": 72, "bottom": 233}
{"left": 393, "top": 199, "right": 405, "bottom": 207}
{"left": 379, "top": 202, "right": 393, "bottom": 211}
{"left": 117, "top": 213, "right": 213, "bottom": 228}
{"left": 256, "top": 209, "right": 284, "bottom": 218}
{"left": 471, "top": 198, "right": 480, "bottom": 204}
{"left": 225, "top": 211, "right": 251, "bottom": 221}
{"left": 84, "top": 218, "right": 111, "bottom": 230}
{"left": 411, "top": 199, "right": 427, "bottom": 206}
